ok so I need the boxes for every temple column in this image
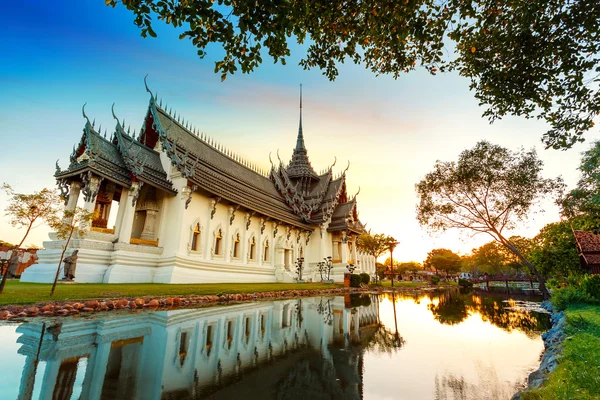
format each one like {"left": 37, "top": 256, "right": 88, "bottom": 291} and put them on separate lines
{"left": 139, "top": 187, "right": 159, "bottom": 241}
{"left": 341, "top": 231, "right": 348, "bottom": 265}
{"left": 242, "top": 213, "right": 251, "bottom": 264}
{"left": 117, "top": 184, "right": 140, "bottom": 244}
{"left": 320, "top": 224, "right": 327, "bottom": 261}
{"left": 18, "top": 355, "right": 37, "bottom": 400}
{"left": 204, "top": 198, "right": 217, "bottom": 260}
{"left": 80, "top": 174, "right": 102, "bottom": 232}
{"left": 258, "top": 218, "right": 264, "bottom": 267}
{"left": 80, "top": 342, "right": 111, "bottom": 400}
{"left": 225, "top": 206, "right": 234, "bottom": 262}
{"left": 63, "top": 182, "right": 81, "bottom": 225}
{"left": 112, "top": 188, "right": 128, "bottom": 238}
{"left": 271, "top": 222, "right": 278, "bottom": 267}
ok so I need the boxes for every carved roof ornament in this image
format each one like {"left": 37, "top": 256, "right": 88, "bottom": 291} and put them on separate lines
{"left": 210, "top": 196, "right": 221, "bottom": 219}
{"left": 184, "top": 184, "right": 198, "bottom": 209}
{"left": 229, "top": 205, "right": 240, "bottom": 225}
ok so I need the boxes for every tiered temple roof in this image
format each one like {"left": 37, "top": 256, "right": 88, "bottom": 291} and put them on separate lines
{"left": 56, "top": 80, "right": 366, "bottom": 234}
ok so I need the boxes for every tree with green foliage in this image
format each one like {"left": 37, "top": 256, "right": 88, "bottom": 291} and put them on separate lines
{"left": 357, "top": 231, "right": 397, "bottom": 283}
{"left": 416, "top": 141, "right": 564, "bottom": 298}
{"left": 424, "top": 248, "right": 461, "bottom": 276}
{"left": 463, "top": 237, "right": 532, "bottom": 276}
{"left": 109, "top": 0, "right": 600, "bottom": 149}
{"left": 1, "top": 184, "right": 61, "bottom": 294}
{"left": 529, "top": 218, "right": 589, "bottom": 280}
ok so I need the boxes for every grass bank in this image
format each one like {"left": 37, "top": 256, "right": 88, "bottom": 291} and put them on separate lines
{"left": 522, "top": 303, "right": 600, "bottom": 400}
{"left": 0, "top": 281, "right": 343, "bottom": 306}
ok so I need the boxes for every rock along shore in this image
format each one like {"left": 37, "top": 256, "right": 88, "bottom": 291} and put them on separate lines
{"left": 0, "top": 285, "right": 432, "bottom": 321}
{"left": 512, "top": 300, "right": 566, "bottom": 399}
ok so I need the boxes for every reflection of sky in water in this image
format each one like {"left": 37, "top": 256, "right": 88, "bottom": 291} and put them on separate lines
{"left": 0, "top": 293, "right": 545, "bottom": 400}
{"left": 0, "top": 324, "right": 26, "bottom": 398}
{"left": 363, "top": 294, "right": 544, "bottom": 400}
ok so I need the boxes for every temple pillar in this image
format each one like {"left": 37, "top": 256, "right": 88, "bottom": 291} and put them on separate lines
{"left": 320, "top": 224, "right": 327, "bottom": 261}
{"left": 258, "top": 218, "right": 264, "bottom": 267}
{"left": 242, "top": 213, "right": 251, "bottom": 264}
{"left": 225, "top": 206, "right": 234, "bottom": 262}
{"left": 63, "top": 181, "right": 81, "bottom": 225}
{"left": 80, "top": 174, "right": 102, "bottom": 232}
{"left": 17, "top": 355, "right": 37, "bottom": 400}
{"left": 112, "top": 188, "right": 127, "bottom": 237}
{"left": 204, "top": 198, "right": 217, "bottom": 260}
{"left": 38, "top": 359, "right": 61, "bottom": 400}
{"left": 80, "top": 342, "right": 111, "bottom": 400}
{"left": 341, "top": 232, "right": 348, "bottom": 265}
{"left": 351, "top": 238, "right": 357, "bottom": 264}
{"left": 139, "top": 187, "right": 159, "bottom": 241}
{"left": 117, "top": 184, "right": 140, "bottom": 244}
{"left": 271, "top": 222, "right": 278, "bottom": 267}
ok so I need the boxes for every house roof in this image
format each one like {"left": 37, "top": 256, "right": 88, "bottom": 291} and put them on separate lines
{"left": 573, "top": 230, "right": 600, "bottom": 266}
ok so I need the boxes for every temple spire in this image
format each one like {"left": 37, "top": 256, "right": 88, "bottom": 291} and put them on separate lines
{"left": 296, "top": 84, "right": 305, "bottom": 151}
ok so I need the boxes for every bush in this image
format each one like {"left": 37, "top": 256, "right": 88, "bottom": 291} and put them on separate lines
{"left": 551, "top": 286, "right": 592, "bottom": 311}
{"left": 581, "top": 275, "right": 600, "bottom": 300}
{"left": 458, "top": 278, "right": 473, "bottom": 288}
{"left": 359, "top": 273, "right": 370, "bottom": 285}
{"left": 431, "top": 276, "right": 441, "bottom": 285}
{"left": 350, "top": 274, "right": 362, "bottom": 288}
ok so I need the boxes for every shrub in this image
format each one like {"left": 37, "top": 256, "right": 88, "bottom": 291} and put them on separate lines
{"left": 431, "top": 276, "right": 441, "bottom": 285}
{"left": 350, "top": 274, "right": 362, "bottom": 288}
{"left": 458, "top": 278, "right": 473, "bottom": 288}
{"left": 581, "top": 275, "right": 600, "bottom": 300}
{"left": 551, "top": 286, "right": 592, "bottom": 311}
{"left": 359, "top": 273, "right": 370, "bottom": 285}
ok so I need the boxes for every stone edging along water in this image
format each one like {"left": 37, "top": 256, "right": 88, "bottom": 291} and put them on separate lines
{"left": 0, "top": 286, "right": 433, "bottom": 321}
{"left": 512, "top": 301, "right": 566, "bottom": 399}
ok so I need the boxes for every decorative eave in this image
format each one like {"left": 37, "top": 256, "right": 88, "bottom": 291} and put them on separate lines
{"left": 111, "top": 104, "right": 176, "bottom": 195}
{"left": 55, "top": 104, "right": 131, "bottom": 188}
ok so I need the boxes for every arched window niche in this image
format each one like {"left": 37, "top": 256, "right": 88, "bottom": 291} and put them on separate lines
{"left": 189, "top": 219, "right": 203, "bottom": 254}
{"left": 212, "top": 225, "right": 224, "bottom": 258}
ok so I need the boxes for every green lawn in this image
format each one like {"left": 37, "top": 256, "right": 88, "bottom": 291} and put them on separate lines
{"left": 0, "top": 281, "right": 343, "bottom": 306}
{"left": 523, "top": 303, "right": 600, "bottom": 400}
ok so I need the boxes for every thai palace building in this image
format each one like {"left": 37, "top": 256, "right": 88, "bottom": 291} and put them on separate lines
{"left": 21, "top": 81, "right": 375, "bottom": 284}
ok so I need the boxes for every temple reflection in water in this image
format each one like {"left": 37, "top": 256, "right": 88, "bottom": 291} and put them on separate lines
{"left": 15, "top": 295, "right": 379, "bottom": 400}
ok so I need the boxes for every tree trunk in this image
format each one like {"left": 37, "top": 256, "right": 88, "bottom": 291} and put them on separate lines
{"left": 50, "top": 228, "right": 74, "bottom": 296}
{"left": 0, "top": 222, "right": 32, "bottom": 294}
{"left": 497, "top": 235, "right": 550, "bottom": 299}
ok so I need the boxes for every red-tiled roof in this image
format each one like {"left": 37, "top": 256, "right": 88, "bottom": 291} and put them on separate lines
{"left": 573, "top": 230, "right": 600, "bottom": 253}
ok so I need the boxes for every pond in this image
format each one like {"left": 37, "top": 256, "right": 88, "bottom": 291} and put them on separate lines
{"left": 0, "top": 289, "right": 550, "bottom": 400}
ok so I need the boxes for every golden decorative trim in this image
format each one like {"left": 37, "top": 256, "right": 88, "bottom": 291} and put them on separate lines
{"left": 130, "top": 237, "right": 159, "bottom": 247}
{"left": 111, "top": 337, "right": 144, "bottom": 348}
{"left": 91, "top": 227, "right": 114, "bottom": 234}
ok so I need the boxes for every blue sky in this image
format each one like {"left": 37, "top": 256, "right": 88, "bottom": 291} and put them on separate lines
{"left": 1, "top": 1, "right": 597, "bottom": 261}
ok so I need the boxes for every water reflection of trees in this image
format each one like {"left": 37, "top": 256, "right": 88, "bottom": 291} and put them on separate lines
{"left": 428, "top": 290, "right": 550, "bottom": 336}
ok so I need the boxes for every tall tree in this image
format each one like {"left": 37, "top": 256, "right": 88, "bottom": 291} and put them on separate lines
{"left": 424, "top": 248, "right": 461, "bottom": 276}
{"left": 357, "top": 231, "right": 397, "bottom": 282}
{"left": 109, "top": 0, "right": 600, "bottom": 148}
{"left": 1, "top": 184, "right": 60, "bottom": 294}
{"left": 415, "top": 141, "right": 564, "bottom": 298}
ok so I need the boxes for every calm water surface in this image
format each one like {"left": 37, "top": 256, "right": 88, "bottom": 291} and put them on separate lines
{"left": 0, "top": 289, "right": 550, "bottom": 400}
